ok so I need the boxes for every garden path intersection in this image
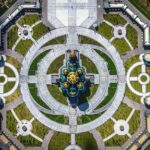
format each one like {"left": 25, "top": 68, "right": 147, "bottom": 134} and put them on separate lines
{"left": 0, "top": 0, "right": 150, "bottom": 150}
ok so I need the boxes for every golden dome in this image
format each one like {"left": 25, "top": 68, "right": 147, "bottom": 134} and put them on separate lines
{"left": 64, "top": 82, "right": 69, "bottom": 88}
{"left": 67, "top": 72, "right": 79, "bottom": 84}
{"left": 77, "top": 82, "right": 83, "bottom": 89}
{"left": 64, "top": 69, "right": 69, "bottom": 75}
{"left": 77, "top": 69, "right": 83, "bottom": 75}
{"left": 70, "top": 50, "right": 76, "bottom": 58}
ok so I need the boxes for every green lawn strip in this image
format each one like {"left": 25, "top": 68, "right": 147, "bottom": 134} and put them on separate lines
{"left": 6, "top": 111, "right": 17, "bottom": 135}
{"left": 15, "top": 39, "right": 33, "bottom": 56}
{"left": 32, "top": 119, "right": 49, "bottom": 139}
{"left": 28, "top": 84, "right": 50, "bottom": 109}
{"left": 4, "top": 82, "right": 15, "bottom": 93}
{"left": 6, "top": 55, "right": 21, "bottom": 71}
{"left": 18, "top": 14, "right": 41, "bottom": 26}
{"left": 95, "top": 49, "right": 117, "bottom": 75}
{"left": 32, "top": 23, "right": 49, "bottom": 40}
{"left": 128, "top": 0, "right": 150, "bottom": 20}
{"left": 47, "top": 55, "right": 65, "bottom": 74}
{"left": 131, "top": 66, "right": 141, "bottom": 76}
{"left": 29, "top": 50, "right": 50, "bottom": 75}
{"left": 131, "top": 81, "right": 142, "bottom": 93}
{"left": 7, "top": 25, "right": 18, "bottom": 49}
{"left": 80, "top": 54, "right": 98, "bottom": 73}
{"left": 113, "top": 103, "right": 132, "bottom": 120}
{"left": 129, "top": 110, "right": 140, "bottom": 135}
{"left": 97, "top": 22, "right": 113, "bottom": 40}
{"left": 42, "top": 35, "right": 66, "bottom": 47}
{"left": 104, "top": 14, "right": 127, "bottom": 25}
{"left": 78, "top": 112, "right": 104, "bottom": 124}
{"left": 112, "top": 38, "right": 131, "bottom": 55}
{"left": 14, "top": 103, "right": 33, "bottom": 120}
{"left": 17, "top": 135, "right": 42, "bottom": 147}
{"left": 126, "top": 24, "right": 138, "bottom": 49}
{"left": 144, "top": 143, "right": 150, "bottom": 150}
{"left": 42, "top": 112, "right": 68, "bottom": 124}
{"left": 76, "top": 132, "right": 98, "bottom": 150}
{"left": 96, "top": 83, "right": 117, "bottom": 109}
{"left": 97, "top": 119, "right": 114, "bottom": 139}
{"left": 48, "top": 132, "right": 70, "bottom": 150}
{"left": 47, "top": 84, "right": 68, "bottom": 105}
{"left": 78, "top": 85, "right": 99, "bottom": 105}
{"left": 78, "top": 35, "right": 103, "bottom": 47}
{"left": 125, "top": 86, "right": 141, "bottom": 103}
{"left": 105, "top": 134, "right": 129, "bottom": 147}
{"left": 4, "top": 66, "right": 15, "bottom": 77}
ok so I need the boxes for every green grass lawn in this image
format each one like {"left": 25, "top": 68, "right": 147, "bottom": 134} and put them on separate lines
{"left": 95, "top": 49, "right": 117, "bottom": 75}
{"left": 129, "top": 0, "right": 150, "bottom": 20}
{"left": 129, "top": 111, "right": 140, "bottom": 135}
{"left": 47, "top": 55, "right": 65, "bottom": 74}
{"left": 113, "top": 103, "right": 132, "bottom": 120}
{"left": 32, "top": 119, "right": 49, "bottom": 139}
{"left": 14, "top": 103, "right": 33, "bottom": 120}
{"left": 76, "top": 132, "right": 98, "bottom": 150}
{"left": 112, "top": 38, "right": 131, "bottom": 55}
{"left": 32, "top": 23, "right": 49, "bottom": 40}
{"left": 97, "top": 22, "right": 113, "bottom": 40}
{"left": 28, "top": 84, "right": 50, "bottom": 109}
{"left": 78, "top": 35, "right": 103, "bottom": 47}
{"left": 4, "top": 82, "right": 15, "bottom": 93}
{"left": 96, "top": 83, "right": 117, "bottom": 109}
{"left": 43, "top": 113, "right": 68, "bottom": 124}
{"left": 15, "top": 39, "right": 33, "bottom": 56}
{"left": 47, "top": 84, "right": 68, "bottom": 105}
{"left": 104, "top": 14, "right": 127, "bottom": 25}
{"left": 48, "top": 132, "right": 70, "bottom": 150}
{"left": 6, "top": 111, "right": 17, "bottom": 136}
{"left": 6, "top": 55, "right": 21, "bottom": 71}
{"left": 144, "top": 143, "right": 150, "bottom": 150}
{"left": 97, "top": 119, "right": 114, "bottom": 139}
{"left": 42, "top": 35, "right": 66, "bottom": 47}
{"left": 105, "top": 134, "right": 129, "bottom": 147}
{"left": 18, "top": 14, "right": 41, "bottom": 26}
{"left": 126, "top": 24, "right": 138, "bottom": 49}
{"left": 4, "top": 66, "right": 15, "bottom": 77}
{"left": 29, "top": 50, "right": 50, "bottom": 75}
{"left": 80, "top": 54, "right": 98, "bottom": 74}
{"left": 7, "top": 25, "right": 18, "bottom": 49}
{"left": 17, "top": 135, "right": 42, "bottom": 147}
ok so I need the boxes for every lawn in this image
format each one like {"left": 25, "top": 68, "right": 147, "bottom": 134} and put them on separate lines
{"left": 129, "top": 0, "right": 150, "bottom": 20}
{"left": 32, "top": 23, "right": 49, "bottom": 40}
{"left": 6, "top": 111, "right": 17, "bottom": 136}
{"left": 14, "top": 103, "right": 33, "bottom": 120}
{"left": 112, "top": 38, "right": 131, "bottom": 55}
{"left": 105, "top": 134, "right": 129, "bottom": 147}
{"left": 42, "top": 35, "right": 66, "bottom": 47}
{"left": 17, "top": 135, "right": 42, "bottom": 147}
{"left": 113, "top": 103, "right": 132, "bottom": 120}
{"left": 48, "top": 132, "right": 70, "bottom": 150}
{"left": 97, "top": 22, "right": 113, "bottom": 40}
{"left": 4, "top": 82, "right": 15, "bottom": 93}
{"left": 47, "top": 55, "right": 65, "bottom": 74}
{"left": 104, "top": 14, "right": 127, "bottom": 26}
{"left": 32, "top": 119, "right": 49, "bottom": 139}
{"left": 95, "top": 49, "right": 117, "bottom": 75}
{"left": 128, "top": 111, "right": 140, "bottom": 135}
{"left": 18, "top": 14, "right": 41, "bottom": 26}
{"left": 126, "top": 24, "right": 138, "bottom": 49}
{"left": 7, "top": 25, "right": 18, "bottom": 49}
{"left": 15, "top": 39, "right": 33, "bottom": 56}
{"left": 28, "top": 84, "right": 50, "bottom": 109}
{"left": 97, "top": 119, "right": 114, "bottom": 139}
{"left": 78, "top": 35, "right": 103, "bottom": 47}
{"left": 29, "top": 50, "right": 50, "bottom": 75}
{"left": 4, "top": 66, "right": 15, "bottom": 77}
{"left": 47, "top": 84, "right": 68, "bottom": 105}
{"left": 43, "top": 112, "right": 68, "bottom": 124}
{"left": 76, "top": 132, "right": 98, "bottom": 150}
{"left": 80, "top": 54, "right": 98, "bottom": 74}
{"left": 96, "top": 83, "right": 117, "bottom": 109}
